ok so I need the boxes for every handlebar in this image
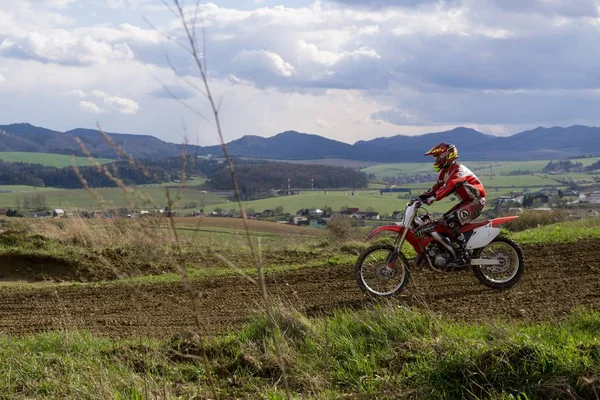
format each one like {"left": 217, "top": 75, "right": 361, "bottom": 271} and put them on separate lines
{"left": 408, "top": 198, "right": 423, "bottom": 207}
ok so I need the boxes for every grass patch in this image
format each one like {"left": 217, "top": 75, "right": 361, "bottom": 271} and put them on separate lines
{"left": 205, "top": 188, "right": 532, "bottom": 216}
{"left": 0, "top": 216, "right": 337, "bottom": 283}
{"left": 504, "top": 209, "right": 568, "bottom": 232}
{"left": 0, "top": 186, "right": 229, "bottom": 210}
{"left": 362, "top": 158, "right": 600, "bottom": 178}
{"left": 0, "top": 152, "right": 114, "bottom": 167}
{"left": 510, "top": 218, "right": 600, "bottom": 244}
{"left": 120, "top": 253, "right": 355, "bottom": 285}
{"left": 2, "top": 306, "right": 599, "bottom": 398}
{"left": 1, "top": 212, "right": 599, "bottom": 283}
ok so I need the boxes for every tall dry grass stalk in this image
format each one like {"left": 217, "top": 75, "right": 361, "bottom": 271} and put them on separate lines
{"left": 65, "top": 106, "right": 222, "bottom": 396}
{"left": 55, "top": 1, "right": 294, "bottom": 396}
{"left": 161, "top": 1, "right": 292, "bottom": 397}
{"left": 71, "top": 146, "right": 221, "bottom": 396}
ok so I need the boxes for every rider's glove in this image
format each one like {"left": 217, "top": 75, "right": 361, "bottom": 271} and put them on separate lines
{"left": 424, "top": 196, "right": 435, "bottom": 205}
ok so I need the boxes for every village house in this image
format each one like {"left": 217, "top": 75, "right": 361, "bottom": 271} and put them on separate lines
{"left": 309, "top": 218, "right": 328, "bottom": 229}
{"left": 351, "top": 211, "right": 381, "bottom": 220}
{"left": 262, "top": 209, "right": 275, "bottom": 218}
{"left": 340, "top": 207, "right": 359, "bottom": 216}
{"left": 365, "top": 212, "right": 381, "bottom": 220}
{"left": 392, "top": 211, "right": 404, "bottom": 220}
{"left": 582, "top": 191, "right": 600, "bottom": 204}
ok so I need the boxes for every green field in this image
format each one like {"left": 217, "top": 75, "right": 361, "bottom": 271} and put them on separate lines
{"left": 0, "top": 152, "right": 114, "bottom": 167}
{"left": 1, "top": 156, "right": 597, "bottom": 213}
{"left": 204, "top": 187, "right": 527, "bottom": 216}
{"left": 0, "top": 185, "right": 228, "bottom": 210}
{"left": 401, "top": 174, "right": 563, "bottom": 190}
{"left": 202, "top": 157, "right": 593, "bottom": 215}
{"left": 0, "top": 185, "right": 65, "bottom": 193}
{"left": 362, "top": 157, "right": 600, "bottom": 178}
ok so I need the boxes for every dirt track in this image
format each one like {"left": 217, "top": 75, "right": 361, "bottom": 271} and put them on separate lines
{"left": 0, "top": 240, "right": 599, "bottom": 338}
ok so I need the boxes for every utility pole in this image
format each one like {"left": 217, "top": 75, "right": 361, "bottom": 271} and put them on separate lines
{"left": 288, "top": 178, "right": 291, "bottom": 196}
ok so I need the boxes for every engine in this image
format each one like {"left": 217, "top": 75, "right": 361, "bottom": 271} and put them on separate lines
{"left": 426, "top": 243, "right": 453, "bottom": 268}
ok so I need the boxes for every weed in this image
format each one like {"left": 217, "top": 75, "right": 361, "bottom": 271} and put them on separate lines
{"left": 327, "top": 215, "right": 354, "bottom": 242}
{"left": 504, "top": 210, "right": 567, "bottom": 232}
{"left": 0, "top": 304, "right": 599, "bottom": 398}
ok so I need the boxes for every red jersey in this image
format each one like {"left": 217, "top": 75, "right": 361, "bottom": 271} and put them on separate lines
{"left": 424, "top": 163, "right": 486, "bottom": 202}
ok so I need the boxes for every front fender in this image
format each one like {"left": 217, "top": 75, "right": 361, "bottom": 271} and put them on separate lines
{"left": 365, "top": 225, "right": 403, "bottom": 241}
{"left": 365, "top": 225, "right": 421, "bottom": 249}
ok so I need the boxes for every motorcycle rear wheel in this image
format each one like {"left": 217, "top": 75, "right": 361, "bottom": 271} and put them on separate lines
{"left": 355, "top": 243, "right": 410, "bottom": 297}
{"left": 472, "top": 235, "right": 524, "bottom": 289}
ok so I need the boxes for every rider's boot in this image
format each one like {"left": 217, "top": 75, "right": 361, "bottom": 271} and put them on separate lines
{"left": 455, "top": 233, "right": 470, "bottom": 265}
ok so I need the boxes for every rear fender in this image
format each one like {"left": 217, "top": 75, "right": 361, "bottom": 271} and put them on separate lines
{"left": 490, "top": 216, "right": 519, "bottom": 227}
{"left": 466, "top": 223, "right": 501, "bottom": 250}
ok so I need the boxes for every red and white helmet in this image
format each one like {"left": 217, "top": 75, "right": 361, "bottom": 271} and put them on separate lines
{"left": 424, "top": 143, "right": 458, "bottom": 172}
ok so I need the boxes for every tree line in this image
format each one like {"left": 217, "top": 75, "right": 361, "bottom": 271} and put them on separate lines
{"left": 0, "top": 160, "right": 169, "bottom": 188}
{"left": 208, "top": 163, "right": 368, "bottom": 193}
{"left": 543, "top": 159, "right": 600, "bottom": 173}
{"left": 0, "top": 157, "right": 368, "bottom": 190}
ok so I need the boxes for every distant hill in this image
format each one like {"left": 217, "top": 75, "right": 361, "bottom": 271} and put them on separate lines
{"left": 1, "top": 122, "right": 600, "bottom": 162}
{"left": 198, "top": 131, "right": 354, "bottom": 159}
{"left": 0, "top": 123, "right": 195, "bottom": 159}
{"left": 197, "top": 126, "right": 600, "bottom": 162}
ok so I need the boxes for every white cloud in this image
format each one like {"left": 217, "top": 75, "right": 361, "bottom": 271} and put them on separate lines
{"left": 315, "top": 119, "right": 333, "bottom": 128}
{"left": 105, "top": 96, "right": 139, "bottom": 114}
{"left": 297, "top": 40, "right": 381, "bottom": 67}
{"left": 80, "top": 101, "right": 104, "bottom": 114}
{"left": 91, "top": 90, "right": 140, "bottom": 114}
{"left": 64, "top": 89, "right": 86, "bottom": 97}
{"left": 234, "top": 50, "right": 296, "bottom": 77}
{"left": 0, "top": 73, "right": 5, "bottom": 83}
{"left": 84, "top": 24, "right": 164, "bottom": 45}
{"left": 1, "top": 0, "right": 600, "bottom": 145}
{"left": 0, "top": 3, "right": 75, "bottom": 37}
{"left": 357, "top": 25, "right": 380, "bottom": 35}
{"left": 105, "top": 0, "right": 126, "bottom": 9}
{"left": 0, "top": 30, "right": 135, "bottom": 66}
{"left": 8, "top": 0, "right": 79, "bottom": 8}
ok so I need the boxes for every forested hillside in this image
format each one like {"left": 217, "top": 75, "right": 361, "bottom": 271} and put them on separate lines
{"left": 3, "top": 122, "right": 600, "bottom": 162}
{"left": 0, "top": 157, "right": 368, "bottom": 190}
{"left": 209, "top": 163, "right": 368, "bottom": 193}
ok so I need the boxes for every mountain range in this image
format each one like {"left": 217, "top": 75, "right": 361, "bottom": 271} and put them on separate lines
{"left": 1, "top": 123, "right": 599, "bottom": 162}
{"left": 0, "top": 123, "right": 190, "bottom": 159}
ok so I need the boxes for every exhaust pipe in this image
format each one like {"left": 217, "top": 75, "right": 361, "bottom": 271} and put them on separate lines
{"left": 431, "top": 232, "right": 457, "bottom": 260}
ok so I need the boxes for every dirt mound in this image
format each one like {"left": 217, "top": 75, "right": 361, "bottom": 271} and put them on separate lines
{"left": 0, "top": 253, "right": 83, "bottom": 282}
{"left": 0, "top": 237, "right": 331, "bottom": 283}
{"left": 0, "top": 239, "right": 597, "bottom": 338}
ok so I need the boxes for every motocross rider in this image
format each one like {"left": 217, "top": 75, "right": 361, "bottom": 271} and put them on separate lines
{"left": 418, "top": 143, "right": 486, "bottom": 264}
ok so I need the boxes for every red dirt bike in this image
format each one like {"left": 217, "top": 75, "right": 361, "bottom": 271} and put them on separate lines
{"left": 355, "top": 198, "right": 524, "bottom": 297}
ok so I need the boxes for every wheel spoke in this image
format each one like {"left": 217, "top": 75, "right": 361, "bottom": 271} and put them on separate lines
{"left": 478, "top": 242, "right": 520, "bottom": 284}
{"left": 358, "top": 247, "right": 407, "bottom": 296}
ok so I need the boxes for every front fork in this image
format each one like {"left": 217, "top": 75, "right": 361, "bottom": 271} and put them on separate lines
{"left": 386, "top": 228, "right": 410, "bottom": 268}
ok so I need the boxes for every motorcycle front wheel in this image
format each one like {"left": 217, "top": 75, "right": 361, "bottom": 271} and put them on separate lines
{"left": 472, "top": 235, "right": 524, "bottom": 289}
{"left": 355, "top": 243, "right": 410, "bottom": 297}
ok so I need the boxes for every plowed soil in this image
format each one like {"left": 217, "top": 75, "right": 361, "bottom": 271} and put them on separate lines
{"left": 0, "top": 240, "right": 599, "bottom": 338}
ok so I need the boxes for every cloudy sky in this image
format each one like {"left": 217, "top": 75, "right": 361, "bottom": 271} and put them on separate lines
{"left": 1, "top": 0, "right": 600, "bottom": 146}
